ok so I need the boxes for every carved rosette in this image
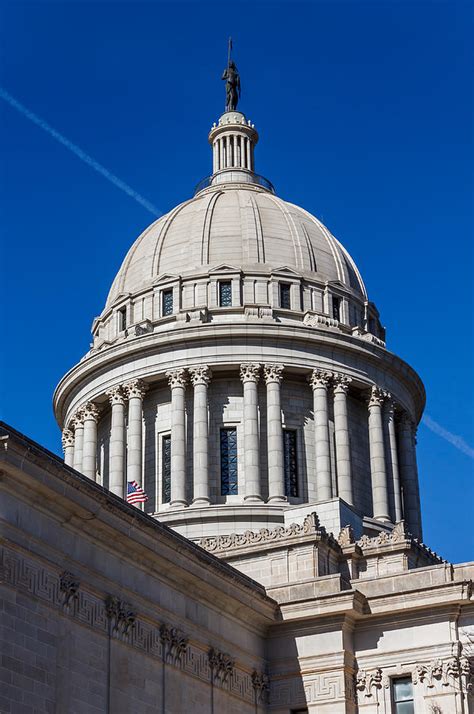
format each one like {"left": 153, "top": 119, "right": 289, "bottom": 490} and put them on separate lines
{"left": 82, "top": 402, "right": 100, "bottom": 422}
{"left": 308, "top": 369, "right": 332, "bottom": 390}
{"left": 208, "top": 648, "right": 234, "bottom": 683}
{"left": 59, "top": 571, "right": 79, "bottom": 609}
{"left": 263, "top": 364, "right": 284, "bottom": 385}
{"left": 106, "top": 385, "right": 126, "bottom": 406}
{"left": 252, "top": 670, "right": 270, "bottom": 702}
{"left": 160, "top": 625, "right": 188, "bottom": 665}
{"left": 105, "top": 595, "right": 136, "bottom": 636}
{"left": 123, "top": 379, "right": 148, "bottom": 400}
{"left": 332, "top": 373, "right": 352, "bottom": 395}
{"left": 240, "top": 363, "right": 261, "bottom": 384}
{"left": 61, "top": 429, "right": 75, "bottom": 450}
{"left": 367, "top": 385, "right": 386, "bottom": 409}
{"left": 166, "top": 368, "right": 188, "bottom": 390}
{"left": 189, "top": 366, "right": 212, "bottom": 387}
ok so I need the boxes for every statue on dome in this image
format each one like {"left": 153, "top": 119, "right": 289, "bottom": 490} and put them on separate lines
{"left": 222, "top": 38, "right": 241, "bottom": 112}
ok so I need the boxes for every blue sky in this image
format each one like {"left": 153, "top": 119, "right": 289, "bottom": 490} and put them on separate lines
{"left": 1, "top": 1, "right": 472, "bottom": 562}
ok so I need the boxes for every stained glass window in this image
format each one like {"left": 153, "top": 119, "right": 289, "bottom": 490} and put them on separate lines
{"left": 220, "top": 428, "right": 238, "bottom": 495}
{"left": 279, "top": 283, "right": 291, "bottom": 309}
{"left": 283, "top": 430, "right": 298, "bottom": 497}
{"left": 162, "top": 435, "right": 171, "bottom": 503}
{"left": 392, "top": 678, "right": 414, "bottom": 714}
{"left": 162, "top": 289, "right": 173, "bottom": 316}
{"left": 219, "top": 281, "right": 232, "bottom": 307}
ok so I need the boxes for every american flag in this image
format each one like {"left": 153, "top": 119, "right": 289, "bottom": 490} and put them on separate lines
{"left": 126, "top": 480, "right": 148, "bottom": 505}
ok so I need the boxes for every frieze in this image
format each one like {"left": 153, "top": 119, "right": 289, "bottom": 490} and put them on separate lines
{"left": 270, "top": 673, "right": 346, "bottom": 706}
{"left": 356, "top": 521, "right": 445, "bottom": 563}
{"left": 412, "top": 656, "right": 470, "bottom": 690}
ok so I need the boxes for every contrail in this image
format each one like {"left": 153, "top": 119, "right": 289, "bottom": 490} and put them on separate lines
{"left": 0, "top": 87, "right": 162, "bottom": 218}
{"left": 422, "top": 414, "right": 474, "bottom": 459}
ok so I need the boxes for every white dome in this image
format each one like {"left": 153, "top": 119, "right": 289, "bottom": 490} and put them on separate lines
{"left": 106, "top": 183, "right": 366, "bottom": 309}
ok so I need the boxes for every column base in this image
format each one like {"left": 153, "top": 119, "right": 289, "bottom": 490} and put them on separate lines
{"left": 191, "top": 498, "right": 211, "bottom": 507}
{"left": 170, "top": 500, "right": 188, "bottom": 508}
{"left": 267, "top": 495, "right": 287, "bottom": 503}
{"left": 374, "top": 515, "right": 391, "bottom": 523}
{"left": 244, "top": 495, "right": 264, "bottom": 503}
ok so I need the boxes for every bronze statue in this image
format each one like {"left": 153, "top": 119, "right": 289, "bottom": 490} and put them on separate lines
{"left": 222, "top": 38, "right": 241, "bottom": 112}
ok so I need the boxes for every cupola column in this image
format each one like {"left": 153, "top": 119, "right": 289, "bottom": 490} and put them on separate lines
{"left": 368, "top": 386, "right": 390, "bottom": 521}
{"left": 264, "top": 364, "right": 286, "bottom": 502}
{"left": 82, "top": 402, "right": 99, "bottom": 481}
{"left": 166, "top": 369, "right": 188, "bottom": 507}
{"left": 333, "top": 375, "right": 353, "bottom": 505}
{"left": 72, "top": 409, "right": 85, "bottom": 472}
{"left": 124, "top": 379, "right": 148, "bottom": 490}
{"left": 398, "top": 414, "right": 422, "bottom": 538}
{"left": 62, "top": 428, "right": 75, "bottom": 467}
{"left": 189, "top": 366, "right": 212, "bottom": 505}
{"left": 240, "top": 363, "right": 262, "bottom": 502}
{"left": 309, "top": 371, "right": 333, "bottom": 501}
{"left": 107, "top": 386, "right": 126, "bottom": 498}
{"left": 386, "top": 399, "right": 402, "bottom": 522}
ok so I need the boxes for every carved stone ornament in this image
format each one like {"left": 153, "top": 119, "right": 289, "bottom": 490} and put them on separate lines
{"left": 82, "top": 402, "right": 100, "bottom": 422}
{"left": 106, "top": 385, "right": 126, "bottom": 406}
{"left": 308, "top": 369, "right": 332, "bottom": 390}
{"left": 160, "top": 624, "right": 188, "bottom": 665}
{"left": 240, "top": 363, "right": 261, "bottom": 383}
{"left": 333, "top": 373, "right": 352, "bottom": 395}
{"left": 303, "top": 312, "right": 339, "bottom": 329}
{"left": 166, "top": 368, "right": 188, "bottom": 389}
{"left": 367, "top": 385, "right": 386, "bottom": 409}
{"left": 61, "top": 429, "right": 75, "bottom": 450}
{"left": 356, "top": 668, "right": 382, "bottom": 697}
{"left": 59, "top": 571, "right": 80, "bottom": 609}
{"left": 189, "top": 366, "right": 212, "bottom": 387}
{"left": 208, "top": 648, "right": 234, "bottom": 683}
{"left": 337, "top": 524, "right": 355, "bottom": 547}
{"left": 105, "top": 595, "right": 136, "bottom": 636}
{"left": 71, "top": 407, "right": 85, "bottom": 427}
{"left": 263, "top": 364, "right": 284, "bottom": 384}
{"left": 123, "top": 379, "right": 148, "bottom": 400}
{"left": 252, "top": 670, "right": 270, "bottom": 702}
{"left": 413, "top": 657, "right": 470, "bottom": 689}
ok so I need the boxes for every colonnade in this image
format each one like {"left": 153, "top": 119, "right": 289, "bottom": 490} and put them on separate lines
{"left": 62, "top": 366, "right": 421, "bottom": 536}
{"left": 213, "top": 134, "right": 253, "bottom": 172}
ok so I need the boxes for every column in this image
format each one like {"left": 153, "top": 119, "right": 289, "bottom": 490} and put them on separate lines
{"left": 189, "top": 366, "right": 212, "bottom": 505}
{"left": 62, "top": 428, "right": 75, "bottom": 467}
{"left": 246, "top": 137, "right": 251, "bottom": 171}
{"left": 82, "top": 402, "right": 99, "bottom": 481}
{"left": 309, "top": 370, "right": 332, "bottom": 501}
{"left": 240, "top": 363, "right": 262, "bottom": 502}
{"left": 333, "top": 374, "right": 353, "bottom": 505}
{"left": 386, "top": 398, "right": 402, "bottom": 522}
{"left": 72, "top": 409, "right": 84, "bottom": 472}
{"left": 124, "top": 379, "right": 148, "bottom": 489}
{"left": 398, "top": 413, "right": 422, "bottom": 539}
{"left": 107, "top": 385, "right": 126, "bottom": 498}
{"left": 166, "top": 369, "right": 188, "bottom": 507}
{"left": 263, "top": 364, "right": 285, "bottom": 502}
{"left": 367, "top": 386, "right": 390, "bottom": 521}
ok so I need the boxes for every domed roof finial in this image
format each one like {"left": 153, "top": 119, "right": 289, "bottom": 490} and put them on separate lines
{"left": 222, "top": 37, "right": 241, "bottom": 112}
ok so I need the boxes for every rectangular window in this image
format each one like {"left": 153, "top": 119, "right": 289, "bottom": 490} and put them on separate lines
{"left": 219, "top": 281, "right": 232, "bottom": 307}
{"left": 118, "top": 307, "right": 127, "bottom": 331}
{"left": 279, "top": 282, "right": 291, "bottom": 309}
{"left": 162, "top": 435, "right": 171, "bottom": 504}
{"left": 392, "top": 677, "right": 414, "bottom": 714}
{"left": 220, "top": 428, "right": 238, "bottom": 495}
{"left": 162, "top": 289, "right": 173, "bottom": 316}
{"left": 332, "top": 296, "right": 341, "bottom": 321}
{"left": 283, "top": 430, "right": 299, "bottom": 497}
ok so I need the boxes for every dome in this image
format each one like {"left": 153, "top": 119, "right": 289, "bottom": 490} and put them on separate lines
{"left": 106, "top": 183, "right": 366, "bottom": 309}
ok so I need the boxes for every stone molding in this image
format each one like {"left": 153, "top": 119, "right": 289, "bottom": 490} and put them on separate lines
{"left": 356, "top": 521, "right": 445, "bottom": 563}
{"left": 106, "top": 385, "right": 126, "bottom": 406}
{"left": 189, "top": 365, "right": 212, "bottom": 387}
{"left": 333, "top": 373, "right": 352, "bottom": 394}
{"left": 240, "top": 362, "right": 261, "bottom": 383}
{"left": 208, "top": 647, "right": 234, "bottom": 683}
{"left": 123, "top": 378, "right": 148, "bottom": 400}
{"left": 270, "top": 672, "right": 354, "bottom": 707}
{"left": 308, "top": 369, "right": 332, "bottom": 390}
{"left": 263, "top": 363, "right": 284, "bottom": 384}
{"left": 82, "top": 401, "right": 100, "bottom": 422}
{"left": 61, "top": 429, "right": 75, "bottom": 450}
{"left": 166, "top": 368, "right": 188, "bottom": 389}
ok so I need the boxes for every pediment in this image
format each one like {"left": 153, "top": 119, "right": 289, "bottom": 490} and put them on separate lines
{"left": 208, "top": 264, "right": 241, "bottom": 274}
{"left": 153, "top": 273, "right": 180, "bottom": 285}
{"left": 272, "top": 266, "right": 302, "bottom": 277}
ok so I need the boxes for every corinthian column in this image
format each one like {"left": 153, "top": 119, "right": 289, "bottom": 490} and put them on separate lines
{"left": 124, "top": 379, "right": 148, "bottom": 489}
{"left": 263, "top": 364, "right": 285, "bottom": 502}
{"left": 309, "top": 370, "right": 332, "bottom": 501}
{"left": 72, "top": 409, "right": 84, "bottom": 472}
{"left": 189, "top": 366, "right": 212, "bottom": 505}
{"left": 386, "top": 398, "right": 402, "bottom": 522}
{"left": 82, "top": 402, "right": 99, "bottom": 481}
{"left": 333, "top": 374, "right": 353, "bottom": 505}
{"left": 398, "top": 413, "right": 422, "bottom": 539}
{"left": 367, "top": 386, "right": 390, "bottom": 521}
{"left": 62, "top": 428, "right": 75, "bottom": 467}
{"left": 106, "top": 386, "right": 126, "bottom": 498}
{"left": 166, "top": 369, "right": 188, "bottom": 507}
{"left": 240, "top": 363, "right": 262, "bottom": 502}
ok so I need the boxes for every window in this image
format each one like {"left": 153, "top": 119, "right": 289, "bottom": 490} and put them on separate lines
{"left": 332, "top": 296, "right": 341, "bottom": 321}
{"left": 118, "top": 307, "right": 127, "bottom": 331}
{"left": 283, "top": 430, "right": 299, "bottom": 497}
{"left": 162, "top": 289, "right": 173, "bottom": 316}
{"left": 279, "top": 282, "right": 291, "bottom": 309}
{"left": 392, "top": 677, "right": 414, "bottom": 714}
{"left": 220, "top": 428, "right": 238, "bottom": 495}
{"left": 162, "top": 435, "right": 171, "bottom": 503}
{"left": 219, "top": 281, "right": 232, "bottom": 307}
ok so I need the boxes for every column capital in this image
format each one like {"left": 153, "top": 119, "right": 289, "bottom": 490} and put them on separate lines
{"left": 308, "top": 369, "right": 332, "bottom": 390}
{"left": 82, "top": 402, "right": 100, "bottom": 422}
{"left": 263, "top": 364, "right": 284, "bottom": 385}
{"left": 333, "top": 374, "right": 352, "bottom": 395}
{"left": 240, "top": 363, "right": 261, "bottom": 384}
{"left": 123, "top": 379, "right": 148, "bottom": 400}
{"left": 189, "top": 365, "right": 212, "bottom": 387}
{"left": 166, "top": 368, "right": 188, "bottom": 389}
{"left": 106, "top": 385, "right": 126, "bottom": 406}
{"left": 71, "top": 407, "right": 85, "bottom": 427}
{"left": 367, "top": 386, "right": 386, "bottom": 409}
{"left": 61, "top": 429, "right": 75, "bottom": 449}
